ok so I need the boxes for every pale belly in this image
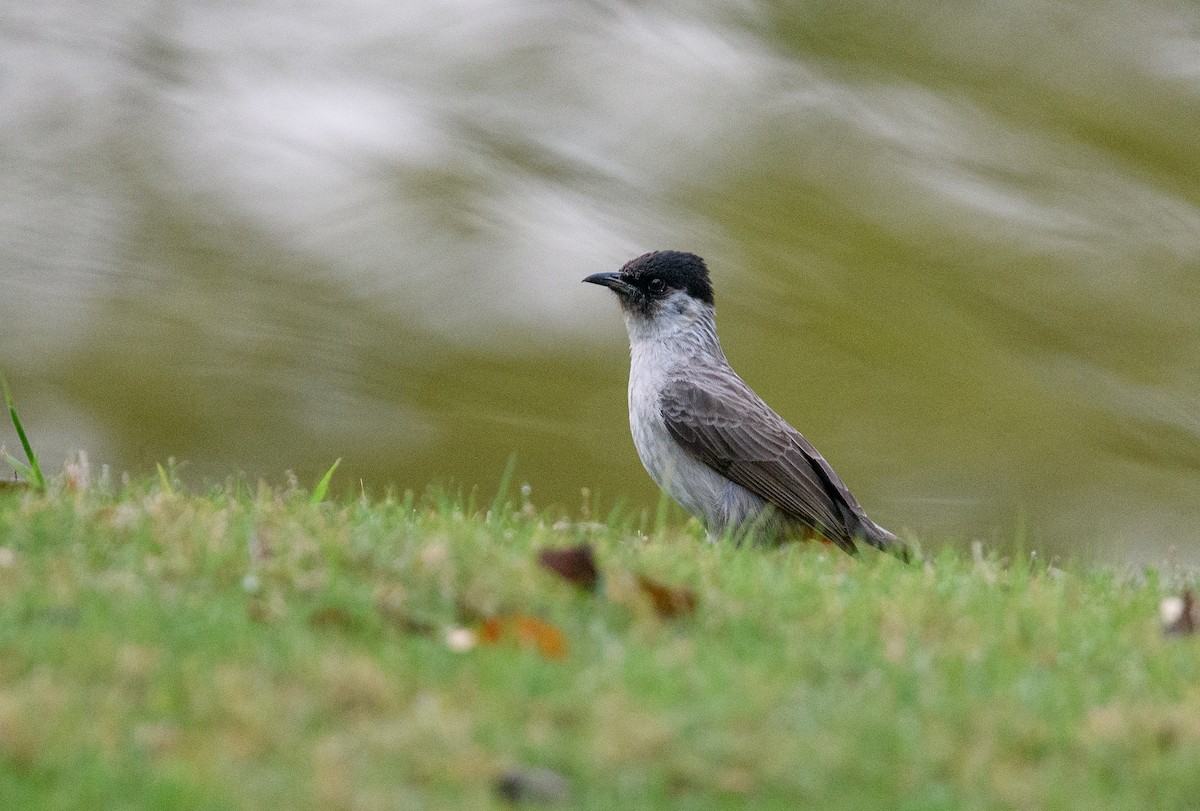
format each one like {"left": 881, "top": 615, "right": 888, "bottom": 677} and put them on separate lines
{"left": 627, "top": 386, "right": 771, "bottom": 536}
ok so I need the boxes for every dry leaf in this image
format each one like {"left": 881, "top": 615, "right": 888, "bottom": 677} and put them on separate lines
{"left": 636, "top": 574, "right": 697, "bottom": 618}
{"left": 537, "top": 544, "right": 599, "bottom": 591}
{"left": 309, "top": 606, "right": 359, "bottom": 631}
{"left": 480, "top": 615, "right": 567, "bottom": 660}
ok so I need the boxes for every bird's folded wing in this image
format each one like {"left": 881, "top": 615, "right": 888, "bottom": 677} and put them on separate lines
{"left": 659, "top": 374, "right": 865, "bottom": 540}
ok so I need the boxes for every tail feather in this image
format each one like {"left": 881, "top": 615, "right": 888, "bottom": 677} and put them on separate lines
{"left": 860, "top": 521, "right": 911, "bottom": 563}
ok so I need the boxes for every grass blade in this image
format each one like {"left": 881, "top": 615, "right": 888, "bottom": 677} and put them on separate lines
{"left": 1, "top": 450, "right": 33, "bottom": 480}
{"left": 310, "top": 458, "right": 341, "bottom": 505}
{"left": 489, "top": 454, "right": 518, "bottom": 522}
{"left": 156, "top": 463, "right": 174, "bottom": 496}
{"left": 0, "top": 368, "right": 45, "bottom": 491}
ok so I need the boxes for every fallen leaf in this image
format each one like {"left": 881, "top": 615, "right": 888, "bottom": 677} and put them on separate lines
{"left": 1163, "top": 588, "right": 1197, "bottom": 636}
{"left": 538, "top": 543, "right": 599, "bottom": 591}
{"left": 636, "top": 574, "right": 697, "bottom": 618}
{"left": 480, "top": 615, "right": 567, "bottom": 660}
{"left": 479, "top": 618, "right": 504, "bottom": 644}
{"left": 309, "top": 606, "right": 359, "bottom": 631}
{"left": 495, "top": 766, "right": 570, "bottom": 804}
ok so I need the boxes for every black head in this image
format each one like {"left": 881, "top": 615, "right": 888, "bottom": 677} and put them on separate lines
{"left": 582, "top": 250, "right": 715, "bottom": 317}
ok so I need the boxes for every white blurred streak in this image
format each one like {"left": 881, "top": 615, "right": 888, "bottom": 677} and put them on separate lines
{"left": 3, "top": 0, "right": 1200, "bottom": 339}
{"left": 126, "top": 0, "right": 791, "bottom": 341}
{"left": 6, "top": 0, "right": 1199, "bottom": 343}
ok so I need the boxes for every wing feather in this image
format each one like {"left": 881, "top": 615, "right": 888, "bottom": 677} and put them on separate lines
{"left": 659, "top": 371, "right": 873, "bottom": 546}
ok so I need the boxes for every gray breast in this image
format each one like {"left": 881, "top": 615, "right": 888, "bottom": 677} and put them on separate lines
{"left": 621, "top": 293, "right": 775, "bottom": 535}
{"left": 627, "top": 365, "right": 769, "bottom": 534}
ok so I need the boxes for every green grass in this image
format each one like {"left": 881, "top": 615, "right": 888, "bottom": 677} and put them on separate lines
{"left": 0, "top": 465, "right": 1197, "bottom": 810}
{"left": 0, "top": 369, "right": 45, "bottom": 492}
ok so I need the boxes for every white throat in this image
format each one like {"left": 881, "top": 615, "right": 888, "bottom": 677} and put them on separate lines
{"left": 623, "top": 290, "right": 723, "bottom": 369}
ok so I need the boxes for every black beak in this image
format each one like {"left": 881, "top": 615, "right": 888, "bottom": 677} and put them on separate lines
{"left": 582, "top": 271, "right": 634, "bottom": 296}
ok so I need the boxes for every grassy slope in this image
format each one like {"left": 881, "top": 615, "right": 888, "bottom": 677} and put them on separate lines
{"left": 0, "top": 474, "right": 1197, "bottom": 810}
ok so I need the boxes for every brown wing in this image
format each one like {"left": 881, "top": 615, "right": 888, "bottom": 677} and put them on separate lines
{"left": 659, "top": 371, "right": 873, "bottom": 548}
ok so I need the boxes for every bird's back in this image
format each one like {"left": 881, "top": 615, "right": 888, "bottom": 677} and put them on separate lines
{"left": 659, "top": 362, "right": 905, "bottom": 557}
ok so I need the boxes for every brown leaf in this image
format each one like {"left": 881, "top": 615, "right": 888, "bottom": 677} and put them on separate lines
{"left": 538, "top": 543, "right": 599, "bottom": 591}
{"left": 309, "top": 606, "right": 360, "bottom": 631}
{"left": 480, "top": 615, "right": 567, "bottom": 660}
{"left": 381, "top": 610, "right": 438, "bottom": 637}
{"left": 636, "top": 574, "right": 697, "bottom": 618}
{"left": 1163, "top": 588, "right": 1198, "bottom": 636}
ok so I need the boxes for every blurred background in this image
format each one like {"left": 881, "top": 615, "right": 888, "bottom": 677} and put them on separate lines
{"left": 2, "top": 0, "right": 1199, "bottom": 562}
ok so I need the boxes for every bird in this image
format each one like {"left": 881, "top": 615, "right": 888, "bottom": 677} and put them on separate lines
{"left": 583, "top": 250, "right": 907, "bottom": 559}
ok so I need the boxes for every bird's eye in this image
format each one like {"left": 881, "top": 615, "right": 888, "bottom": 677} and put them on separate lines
{"left": 647, "top": 277, "right": 666, "bottom": 294}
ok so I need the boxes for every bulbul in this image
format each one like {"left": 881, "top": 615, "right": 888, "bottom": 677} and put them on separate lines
{"left": 584, "top": 250, "right": 907, "bottom": 559}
